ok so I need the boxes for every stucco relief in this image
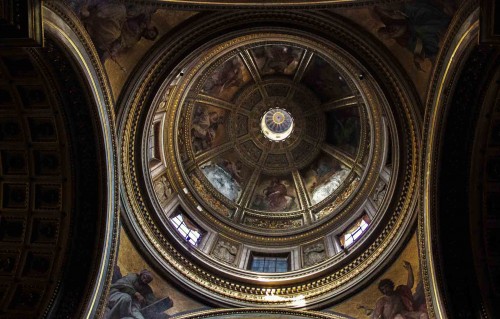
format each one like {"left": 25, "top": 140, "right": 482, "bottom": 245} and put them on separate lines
{"left": 302, "top": 242, "right": 327, "bottom": 267}
{"left": 211, "top": 239, "right": 239, "bottom": 265}
{"left": 154, "top": 175, "right": 173, "bottom": 206}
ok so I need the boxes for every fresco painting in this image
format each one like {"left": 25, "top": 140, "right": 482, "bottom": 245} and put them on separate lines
{"left": 191, "top": 103, "right": 227, "bottom": 154}
{"left": 333, "top": 0, "right": 455, "bottom": 99}
{"left": 251, "top": 175, "right": 299, "bottom": 212}
{"left": 302, "top": 154, "right": 351, "bottom": 205}
{"left": 372, "top": 1, "right": 452, "bottom": 72}
{"left": 250, "top": 44, "right": 304, "bottom": 77}
{"left": 104, "top": 228, "right": 206, "bottom": 319}
{"left": 67, "top": 0, "right": 196, "bottom": 99}
{"left": 201, "top": 56, "right": 252, "bottom": 102}
{"left": 325, "top": 107, "right": 361, "bottom": 157}
{"left": 77, "top": 2, "right": 158, "bottom": 63}
{"left": 201, "top": 152, "right": 249, "bottom": 202}
{"left": 329, "top": 233, "right": 428, "bottom": 319}
{"left": 105, "top": 231, "right": 424, "bottom": 319}
{"left": 301, "top": 56, "right": 351, "bottom": 103}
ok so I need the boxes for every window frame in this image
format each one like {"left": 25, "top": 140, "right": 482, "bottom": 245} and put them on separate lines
{"left": 339, "top": 213, "right": 371, "bottom": 249}
{"left": 247, "top": 252, "right": 291, "bottom": 273}
{"left": 169, "top": 212, "right": 203, "bottom": 246}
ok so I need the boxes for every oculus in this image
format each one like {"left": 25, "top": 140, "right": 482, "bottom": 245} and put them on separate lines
{"left": 260, "top": 108, "right": 294, "bottom": 142}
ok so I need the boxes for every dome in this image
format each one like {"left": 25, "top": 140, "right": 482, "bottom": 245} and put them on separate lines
{"left": 120, "top": 12, "right": 420, "bottom": 308}
{"left": 166, "top": 34, "right": 380, "bottom": 235}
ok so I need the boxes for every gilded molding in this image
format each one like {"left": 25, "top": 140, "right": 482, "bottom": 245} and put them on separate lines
{"left": 43, "top": 1, "right": 119, "bottom": 318}
{"left": 172, "top": 308, "right": 351, "bottom": 319}
{"left": 419, "top": 1, "right": 480, "bottom": 318}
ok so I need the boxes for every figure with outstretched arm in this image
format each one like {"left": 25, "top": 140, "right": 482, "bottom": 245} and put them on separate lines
{"left": 365, "top": 261, "right": 428, "bottom": 319}
{"left": 403, "top": 260, "right": 414, "bottom": 290}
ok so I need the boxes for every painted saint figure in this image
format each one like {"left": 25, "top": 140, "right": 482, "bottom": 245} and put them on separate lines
{"left": 80, "top": 1, "right": 158, "bottom": 63}
{"left": 260, "top": 45, "right": 301, "bottom": 75}
{"left": 255, "top": 178, "right": 295, "bottom": 212}
{"left": 191, "top": 106, "right": 224, "bottom": 153}
{"left": 364, "top": 261, "right": 428, "bottom": 319}
{"left": 202, "top": 57, "right": 244, "bottom": 96}
{"left": 220, "top": 159, "right": 243, "bottom": 183}
{"left": 373, "top": 0, "right": 451, "bottom": 71}
{"left": 106, "top": 269, "right": 157, "bottom": 319}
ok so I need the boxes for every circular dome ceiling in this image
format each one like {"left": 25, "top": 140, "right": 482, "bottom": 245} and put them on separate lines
{"left": 172, "top": 34, "right": 375, "bottom": 235}
{"left": 119, "top": 11, "right": 420, "bottom": 308}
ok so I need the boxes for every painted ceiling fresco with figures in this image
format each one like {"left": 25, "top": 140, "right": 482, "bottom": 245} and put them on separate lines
{"left": 175, "top": 41, "right": 374, "bottom": 231}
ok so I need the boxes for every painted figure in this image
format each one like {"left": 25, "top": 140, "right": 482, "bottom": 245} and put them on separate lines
{"left": 201, "top": 159, "right": 242, "bottom": 202}
{"left": 309, "top": 157, "right": 350, "bottom": 204}
{"left": 191, "top": 106, "right": 224, "bottom": 153}
{"left": 203, "top": 57, "right": 244, "bottom": 96}
{"left": 106, "top": 269, "right": 157, "bottom": 319}
{"left": 220, "top": 159, "right": 243, "bottom": 183}
{"left": 253, "top": 178, "right": 295, "bottom": 212}
{"left": 373, "top": 0, "right": 451, "bottom": 71}
{"left": 260, "top": 45, "right": 301, "bottom": 75}
{"left": 361, "top": 261, "right": 428, "bottom": 319}
{"left": 80, "top": 2, "right": 158, "bottom": 63}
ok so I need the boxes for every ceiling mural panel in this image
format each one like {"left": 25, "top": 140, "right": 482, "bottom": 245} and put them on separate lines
{"left": 66, "top": 0, "right": 197, "bottom": 100}
{"left": 250, "top": 44, "right": 304, "bottom": 77}
{"left": 250, "top": 175, "right": 299, "bottom": 213}
{"left": 191, "top": 103, "right": 229, "bottom": 155}
{"left": 332, "top": 0, "right": 457, "bottom": 101}
{"left": 200, "top": 153, "right": 248, "bottom": 203}
{"left": 201, "top": 55, "right": 253, "bottom": 102}
{"left": 325, "top": 107, "right": 361, "bottom": 157}
{"left": 301, "top": 153, "right": 351, "bottom": 206}
{"left": 301, "top": 55, "right": 353, "bottom": 103}
{"left": 329, "top": 233, "right": 427, "bottom": 319}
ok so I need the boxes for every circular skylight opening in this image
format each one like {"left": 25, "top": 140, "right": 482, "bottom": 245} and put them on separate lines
{"left": 260, "top": 108, "right": 294, "bottom": 141}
